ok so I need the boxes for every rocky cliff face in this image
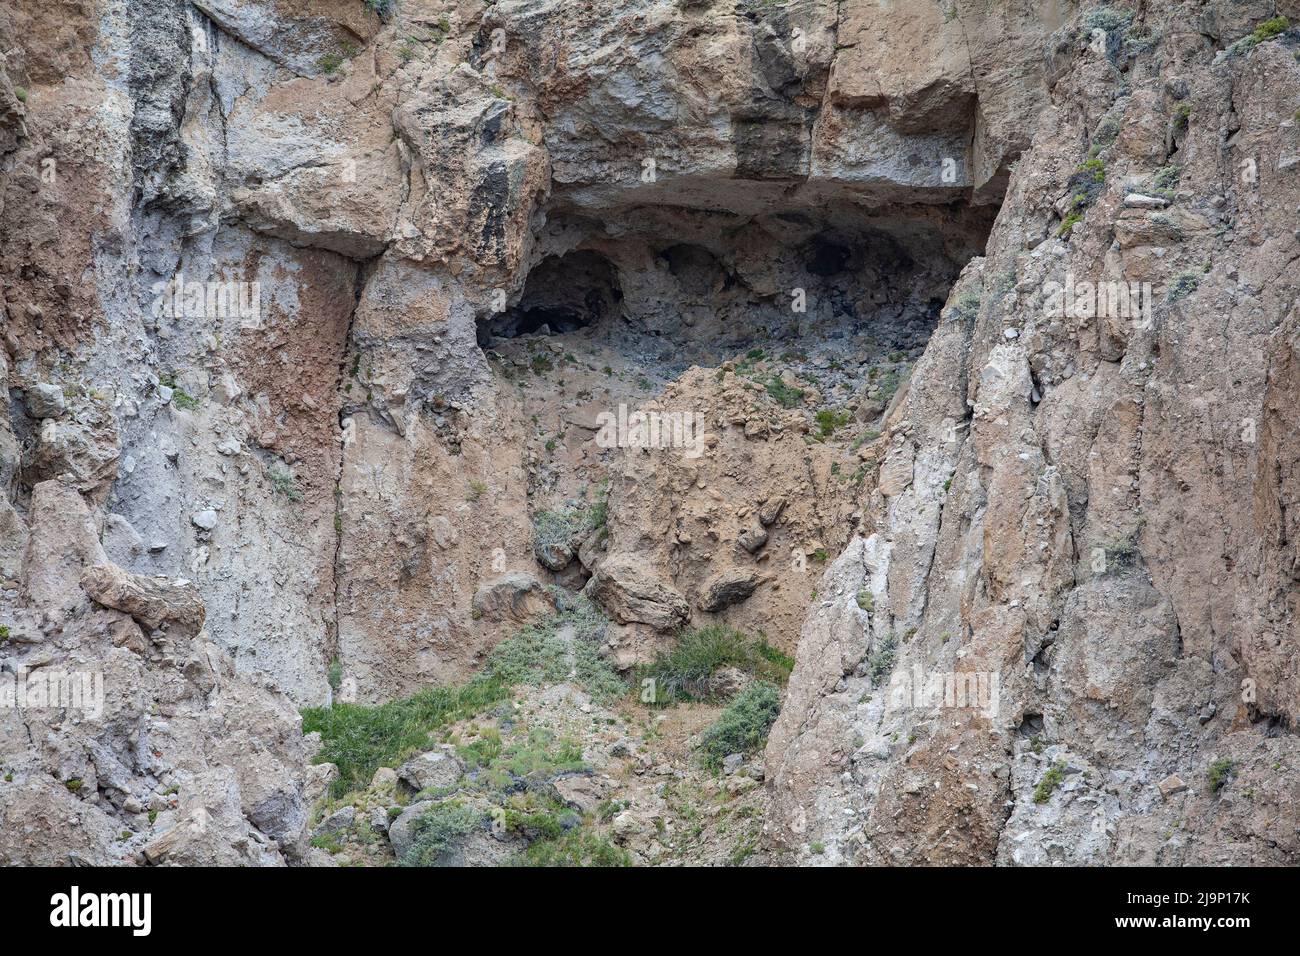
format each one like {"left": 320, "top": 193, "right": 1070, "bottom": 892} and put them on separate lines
{"left": 0, "top": 0, "right": 1297, "bottom": 865}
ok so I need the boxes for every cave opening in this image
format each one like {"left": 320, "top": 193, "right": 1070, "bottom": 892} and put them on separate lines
{"left": 476, "top": 195, "right": 998, "bottom": 401}
{"left": 478, "top": 250, "right": 624, "bottom": 344}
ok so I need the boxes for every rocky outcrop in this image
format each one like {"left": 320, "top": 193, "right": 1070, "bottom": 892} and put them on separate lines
{"left": 0, "top": 498, "right": 310, "bottom": 865}
{"left": 2, "top": 0, "right": 1298, "bottom": 869}
{"left": 584, "top": 554, "right": 690, "bottom": 632}
{"left": 766, "top": 1, "right": 1300, "bottom": 866}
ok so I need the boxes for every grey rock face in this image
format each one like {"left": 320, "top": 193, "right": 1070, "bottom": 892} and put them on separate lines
{"left": 387, "top": 801, "right": 433, "bottom": 861}
{"left": 26, "top": 383, "right": 65, "bottom": 419}
{"left": 397, "top": 752, "right": 463, "bottom": 794}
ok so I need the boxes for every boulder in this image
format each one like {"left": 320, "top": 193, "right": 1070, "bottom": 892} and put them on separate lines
{"left": 737, "top": 526, "right": 768, "bottom": 554}
{"left": 535, "top": 541, "right": 575, "bottom": 571}
{"left": 387, "top": 800, "right": 433, "bottom": 860}
{"left": 311, "top": 806, "right": 355, "bottom": 839}
{"left": 697, "top": 567, "right": 764, "bottom": 612}
{"left": 397, "top": 751, "right": 463, "bottom": 793}
{"left": 708, "top": 666, "right": 751, "bottom": 698}
{"left": 1157, "top": 774, "right": 1188, "bottom": 799}
{"left": 471, "top": 572, "right": 555, "bottom": 624}
{"left": 758, "top": 497, "right": 786, "bottom": 527}
{"left": 81, "top": 564, "right": 206, "bottom": 637}
{"left": 26, "top": 383, "right": 65, "bottom": 419}
{"left": 554, "top": 774, "right": 605, "bottom": 814}
{"left": 584, "top": 554, "right": 689, "bottom": 631}
{"left": 370, "top": 767, "right": 398, "bottom": 790}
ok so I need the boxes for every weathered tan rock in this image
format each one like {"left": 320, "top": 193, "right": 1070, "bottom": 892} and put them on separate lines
{"left": 767, "top": 4, "right": 1300, "bottom": 867}
{"left": 584, "top": 554, "right": 689, "bottom": 632}
{"left": 80, "top": 565, "right": 205, "bottom": 638}
{"left": 471, "top": 572, "right": 555, "bottom": 624}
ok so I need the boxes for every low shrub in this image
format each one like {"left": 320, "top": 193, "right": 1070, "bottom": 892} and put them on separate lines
{"left": 638, "top": 625, "right": 791, "bottom": 705}
{"left": 401, "top": 802, "right": 481, "bottom": 866}
{"left": 697, "top": 681, "right": 782, "bottom": 770}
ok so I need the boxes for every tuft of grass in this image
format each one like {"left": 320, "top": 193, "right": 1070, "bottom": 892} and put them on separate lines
{"left": 697, "top": 681, "right": 782, "bottom": 770}
{"left": 1081, "top": 6, "right": 1132, "bottom": 34}
{"left": 327, "top": 657, "right": 343, "bottom": 693}
{"left": 1058, "top": 211, "right": 1084, "bottom": 237}
{"left": 948, "top": 290, "right": 982, "bottom": 322}
{"left": 466, "top": 479, "right": 488, "bottom": 502}
{"left": 1151, "top": 164, "right": 1180, "bottom": 199}
{"left": 1059, "top": 156, "right": 1108, "bottom": 237}
{"left": 1124, "top": 26, "right": 1159, "bottom": 56}
{"left": 1166, "top": 269, "right": 1201, "bottom": 302}
{"left": 1252, "top": 16, "right": 1290, "bottom": 42}
{"left": 0, "top": 625, "right": 9, "bottom": 641}
{"left": 764, "top": 374, "right": 805, "bottom": 409}
{"left": 1208, "top": 758, "right": 1235, "bottom": 793}
{"left": 1093, "top": 113, "right": 1121, "bottom": 146}
{"left": 1033, "top": 759, "right": 1067, "bottom": 803}
{"left": 269, "top": 464, "right": 303, "bottom": 502}
{"left": 510, "top": 830, "right": 632, "bottom": 867}
{"left": 814, "top": 407, "right": 852, "bottom": 440}
{"left": 638, "top": 625, "right": 789, "bottom": 705}
{"left": 159, "top": 375, "right": 200, "bottom": 410}
{"left": 14, "top": 86, "right": 27, "bottom": 103}
{"left": 856, "top": 590, "right": 874, "bottom": 612}
{"left": 755, "top": 639, "right": 795, "bottom": 678}
{"left": 867, "top": 634, "right": 897, "bottom": 684}
{"left": 1215, "top": 16, "right": 1289, "bottom": 63}
{"left": 301, "top": 677, "right": 510, "bottom": 798}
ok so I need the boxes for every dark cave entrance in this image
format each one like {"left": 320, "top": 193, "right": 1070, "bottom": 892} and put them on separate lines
{"left": 475, "top": 197, "right": 998, "bottom": 385}
{"left": 477, "top": 250, "right": 623, "bottom": 345}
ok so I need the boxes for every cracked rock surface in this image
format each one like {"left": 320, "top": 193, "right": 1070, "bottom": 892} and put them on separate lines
{"left": 1, "top": 0, "right": 1298, "bottom": 865}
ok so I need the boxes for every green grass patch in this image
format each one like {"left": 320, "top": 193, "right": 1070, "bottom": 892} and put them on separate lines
{"left": 764, "top": 374, "right": 805, "bottom": 409}
{"left": 814, "top": 407, "right": 853, "bottom": 440}
{"left": 1033, "top": 759, "right": 1067, "bottom": 803}
{"left": 459, "top": 725, "right": 587, "bottom": 793}
{"left": 304, "top": 596, "right": 626, "bottom": 799}
{"left": 638, "top": 625, "right": 791, "bottom": 705}
{"left": 1208, "top": 758, "right": 1235, "bottom": 793}
{"left": 509, "top": 829, "right": 632, "bottom": 867}
{"left": 755, "top": 638, "right": 795, "bottom": 678}
{"left": 1252, "top": 16, "right": 1289, "bottom": 42}
{"left": 302, "top": 677, "right": 509, "bottom": 798}
{"left": 867, "top": 634, "right": 897, "bottom": 684}
{"left": 485, "top": 598, "right": 625, "bottom": 703}
{"left": 269, "top": 464, "right": 303, "bottom": 502}
{"left": 697, "top": 681, "right": 782, "bottom": 770}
